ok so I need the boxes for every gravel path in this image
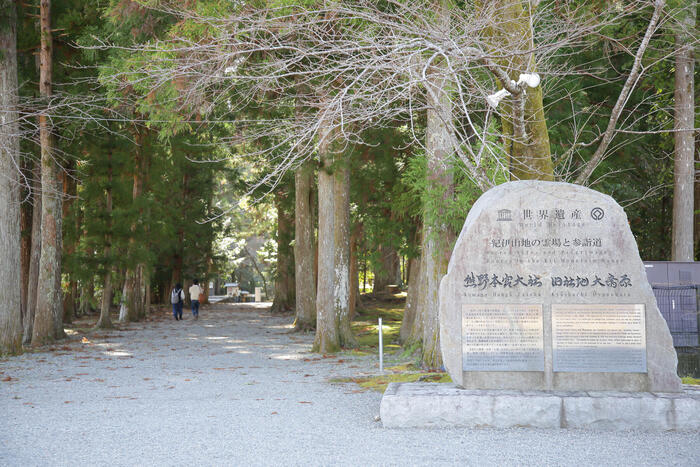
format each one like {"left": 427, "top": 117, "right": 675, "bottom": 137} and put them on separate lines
{"left": 1, "top": 303, "right": 698, "bottom": 467}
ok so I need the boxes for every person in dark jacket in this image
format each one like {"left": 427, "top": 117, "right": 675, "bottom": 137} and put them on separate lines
{"left": 171, "top": 283, "right": 185, "bottom": 320}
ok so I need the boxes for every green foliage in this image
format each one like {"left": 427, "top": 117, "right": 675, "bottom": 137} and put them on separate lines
{"left": 542, "top": 1, "right": 692, "bottom": 259}
{"left": 13, "top": 0, "right": 695, "bottom": 318}
{"left": 350, "top": 126, "right": 420, "bottom": 277}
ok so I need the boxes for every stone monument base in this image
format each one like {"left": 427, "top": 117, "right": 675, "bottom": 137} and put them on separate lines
{"left": 380, "top": 383, "right": 700, "bottom": 431}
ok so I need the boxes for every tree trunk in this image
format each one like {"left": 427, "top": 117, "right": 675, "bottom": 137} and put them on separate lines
{"left": 20, "top": 165, "right": 32, "bottom": 332}
{"left": 201, "top": 256, "right": 213, "bottom": 305}
{"left": 24, "top": 168, "right": 41, "bottom": 344}
{"left": 80, "top": 277, "right": 94, "bottom": 316}
{"left": 96, "top": 159, "right": 114, "bottom": 329}
{"left": 419, "top": 30, "right": 456, "bottom": 368}
{"left": 171, "top": 251, "right": 183, "bottom": 290}
{"left": 484, "top": 0, "right": 553, "bottom": 180}
{"left": 62, "top": 282, "right": 76, "bottom": 323}
{"left": 409, "top": 244, "right": 427, "bottom": 344}
{"left": 170, "top": 168, "right": 186, "bottom": 295}
{"left": 373, "top": 244, "right": 400, "bottom": 293}
{"left": 271, "top": 189, "right": 295, "bottom": 313}
{"left": 695, "top": 163, "right": 700, "bottom": 260}
{"left": 399, "top": 256, "right": 420, "bottom": 344}
{"left": 0, "top": 0, "right": 23, "bottom": 353}
{"left": 349, "top": 222, "right": 363, "bottom": 319}
{"left": 421, "top": 229, "right": 452, "bottom": 368}
{"left": 61, "top": 162, "right": 77, "bottom": 324}
{"left": 293, "top": 159, "right": 316, "bottom": 330}
{"left": 96, "top": 269, "right": 113, "bottom": 329}
{"left": 161, "top": 278, "right": 171, "bottom": 305}
{"left": 140, "top": 265, "right": 149, "bottom": 319}
{"left": 33, "top": 0, "right": 65, "bottom": 345}
{"left": 400, "top": 220, "right": 422, "bottom": 345}
{"left": 121, "top": 132, "right": 148, "bottom": 322}
{"left": 332, "top": 152, "right": 356, "bottom": 348}
{"left": 118, "top": 281, "right": 127, "bottom": 321}
{"left": 314, "top": 149, "right": 338, "bottom": 352}
{"left": 671, "top": 4, "right": 695, "bottom": 262}
{"left": 123, "top": 266, "right": 144, "bottom": 322}
{"left": 313, "top": 117, "right": 357, "bottom": 352}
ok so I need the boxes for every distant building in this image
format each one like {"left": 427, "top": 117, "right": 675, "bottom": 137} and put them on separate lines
{"left": 224, "top": 282, "right": 240, "bottom": 297}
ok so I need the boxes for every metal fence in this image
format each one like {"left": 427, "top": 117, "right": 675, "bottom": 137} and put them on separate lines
{"left": 651, "top": 285, "right": 699, "bottom": 348}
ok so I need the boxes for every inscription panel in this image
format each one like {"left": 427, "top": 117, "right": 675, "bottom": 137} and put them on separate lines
{"left": 462, "top": 304, "right": 544, "bottom": 372}
{"left": 552, "top": 304, "right": 646, "bottom": 373}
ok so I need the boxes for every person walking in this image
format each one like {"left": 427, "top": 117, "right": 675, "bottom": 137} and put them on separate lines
{"left": 189, "top": 279, "right": 203, "bottom": 320}
{"left": 171, "top": 283, "right": 185, "bottom": 320}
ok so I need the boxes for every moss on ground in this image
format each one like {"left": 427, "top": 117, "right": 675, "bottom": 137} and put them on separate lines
{"left": 331, "top": 371, "right": 451, "bottom": 392}
{"left": 343, "top": 349, "right": 373, "bottom": 357}
{"left": 333, "top": 298, "right": 453, "bottom": 392}
{"left": 350, "top": 300, "right": 404, "bottom": 352}
{"left": 681, "top": 377, "right": 699, "bottom": 385}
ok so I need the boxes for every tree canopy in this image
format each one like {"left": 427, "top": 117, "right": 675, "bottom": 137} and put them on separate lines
{"left": 0, "top": 0, "right": 697, "bottom": 357}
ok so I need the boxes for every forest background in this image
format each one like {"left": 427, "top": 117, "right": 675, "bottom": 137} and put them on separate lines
{"left": 0, "top": 0, "right": 697, "bottom": 367}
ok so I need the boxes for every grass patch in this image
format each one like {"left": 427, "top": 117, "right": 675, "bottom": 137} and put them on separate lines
{"left": 331, "top": 372, "right": 451, "bottom": 392}
{"left": 351, "top": 301, "right": 404, "bottom": 352}
{"left": 386, "top": 363, "right": 420, "bottom": 372}
{"left": 681, "top": 377, "right": 699, "bottom": 385}
{"left": 342, "top": 349, "right": 372, "bottom": 357}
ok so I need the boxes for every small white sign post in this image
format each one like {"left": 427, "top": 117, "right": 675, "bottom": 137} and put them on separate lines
{"left": 378, "top": 317, "right": 383, "bottom": 373}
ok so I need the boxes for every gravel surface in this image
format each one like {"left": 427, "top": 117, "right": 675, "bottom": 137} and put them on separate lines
{"left": 1, "top": 302, "right": 698, "bottom": 467}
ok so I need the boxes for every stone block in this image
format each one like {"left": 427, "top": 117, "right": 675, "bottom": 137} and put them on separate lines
{"left": 380, "top": 383, "right": 700, "bottom": 431}
{"left": 562, "top": 395, "right": 673, "bottom": 430}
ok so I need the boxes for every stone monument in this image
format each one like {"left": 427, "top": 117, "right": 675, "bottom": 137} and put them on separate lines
{"left": 380, "top": 181, "right": 699, "bottom": 430}
{"left": 439, "top": 180, "right": 680, "bottom": 392}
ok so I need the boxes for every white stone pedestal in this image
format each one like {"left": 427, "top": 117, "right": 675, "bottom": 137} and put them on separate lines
{"left": 380, "top": 383, "right": 700, "bottom": 431}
